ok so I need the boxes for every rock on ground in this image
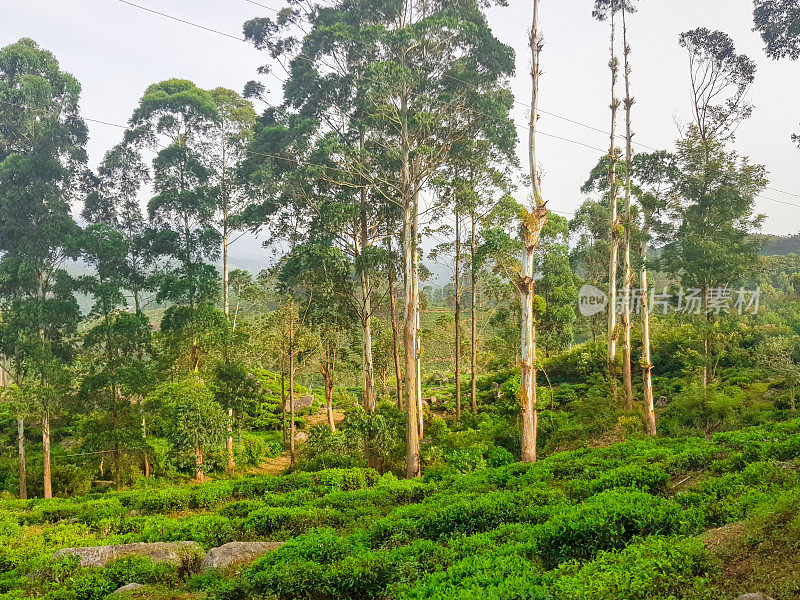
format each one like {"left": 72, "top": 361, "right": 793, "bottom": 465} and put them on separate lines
{"left": 284, "top": 395, "right": 314, "bottom": 411}
{"left": 735, "top": 595, "right": 775, "bottom": 600}
{"left": 201, "top": 541, "right": 285, "bottom": 572}
{"left": 110, "top": 583, "right": 144, "bottom": 596}
{"left": 52, "top": 541, "right": 203, "bottom": 569}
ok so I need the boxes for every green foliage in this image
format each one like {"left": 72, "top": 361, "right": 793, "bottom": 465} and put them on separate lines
{"left": 0, "top": 420, "right": 799, "bottom": 598}
{"left": 148, "top": 376, "right": 226, "bottom": 466}
{"left": 543, "top": 342, "right": 608, "bottom": 384}
{"left": 659, "top": 382, "right": 748, "bottom": 438}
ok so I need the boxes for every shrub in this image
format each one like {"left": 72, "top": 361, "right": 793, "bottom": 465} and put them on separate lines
{"left": 243, "top": 506, "right": 344, "bottom": 537}
{"left": 137, "top": 487, "right": 192, "bottom": 513}
{"left": 218, "top": 500, "right": 266, "bottom": 519}
{"left": 534, "top": 489, "right": 688, "bottom": 568}
{"left": 103, "top": 555, "right": 180, "bottom": 587}
{"left": 418, "top": 489, "right": 563, "bottom": 540}
{"left": 485, "top": 445, "right": 515, "bottom": 468}
{"left": 193, "top": 482, "right": 235, "bottom": 509}
{"left": 551, "top": 536, "right": 715, "bottom": 600}
{"left": 397, "top": 551, "right": 547, "bottom": 600}
{"left": 567, "top": 463, "right": 671, "bottom": 499}
{"left": 182, "top": 515, "right": 236, "bottom": 548}
{"left": 543, "top": 341, "right": 607, "bottom": 384}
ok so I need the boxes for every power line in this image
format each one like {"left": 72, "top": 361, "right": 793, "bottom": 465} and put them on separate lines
{"left": 766, "top": 186, "right": 800, "bottom": 199}
{"left": 242, "top": 0, "right": 280, "bottom": 13}
{"left": 116, "top": 0, "right": 794, "bottom": 201}
{"left": 114, "top": 0, "right": 615, "bottom": 148}
{"left": 5, "top": 98, "right": 800, "bottom": 222}
{"left": 115, "top": 0, "right": 287, "bottom": 85}
{"left": 12, "top": 4, "right": 800, "bottom": 216}
{"left": 110, "top": 1, "right": 609, "bottom": 158}
{"left": 117, "top": 0, "right": 245, "bottom": 42}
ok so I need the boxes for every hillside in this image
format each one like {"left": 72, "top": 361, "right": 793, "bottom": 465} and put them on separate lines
{"left": 0, "top": 418, "right": 798, "bottom": 600}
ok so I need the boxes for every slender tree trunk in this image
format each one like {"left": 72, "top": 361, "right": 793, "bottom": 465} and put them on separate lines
{"left": 227, "top": 407, "right": 235, "bottom": 471}
{"left": 133, "top": 286, "right": 141, "bottom": 316}
{"left": 323, "top": 346, "right": 337, "bottom": 432}
{"left": 281, "top": 363, "right": 287, "bottom": 449}
{"left": 289, "top": 304, "right": 296, "bottom": 467}
{"left": 607, "top": 11, "right": 621, "bottom": 401}
{"left": 113, "top": 406, "right": 121, "bottom": 492}
{"left": 521, "top": 0, "right": 549, "bottom": 464}
{"left": 791, "top": 386, "right": 796, "bottom": 413}
{"left": 454, "top": 208, "right": 462, "bottom": 420}
{"left": 388, "top": 252, "right": 404, "bottom": 410}
{"left": 361, "top": 271, "right": 376, "bottom": 414}
{"left": 5, "top": 362, "right": 26, "bottom": 499}
{"left": 195, "top": 443, "right": 204, "bottom": 482}
{"left": 222, "top": 137, "right": 230, "bottom": 320}
{"left": 43, "top": 410, "right": 52, "bottom": 498}
{"left": 621, "top": 8, "right": 634, "bottom": 411}
{"left": 641, "top": 211, "right": 657, "bottom": 436}
{"left": 414, "top": 181, "right": 424, "bottom": 442}
{"left": 471, "top": 210, "right": 478, "bottom": 413}
{"left": 18, "top": 416, "right": 27, "bottom": 500}
{"left": 702, "top": 286, "right": 711, "bottom": 395}
{"left": 223, "top": 218, "right": 230, "bottom": 319}
{"left": 402, "top": 114, "right": 420, "bottom": 478}
{"left": 142, "top": 413, "right": 150, "bottom": 478}
{"left": 359, "top": 133, "right": 376, "bottom": 414}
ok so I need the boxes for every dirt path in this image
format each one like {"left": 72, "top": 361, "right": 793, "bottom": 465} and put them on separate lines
{"left": 249, "top": 410, "right": 346, "bottom": 476}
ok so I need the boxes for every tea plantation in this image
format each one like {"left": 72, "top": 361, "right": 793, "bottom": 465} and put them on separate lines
{"left": 0, "top": 419, "right": 798, "bottom": 600}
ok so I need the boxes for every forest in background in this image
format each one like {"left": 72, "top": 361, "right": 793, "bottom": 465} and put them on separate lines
{"left": 1, "top": 0, "right": 800, "bottom": 495}
{"left": 2, "top": 0, "right": 800, "bottom": 597}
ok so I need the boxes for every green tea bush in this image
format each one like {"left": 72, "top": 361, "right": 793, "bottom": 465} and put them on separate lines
{"left": 69, "top": 556, "right": 179, "bottom": 600}
{"left": 137, "top": 487, "right": 193, "bottom": 514}
{"left": 543, "top": 341, "right": 607, "bottom": 384}
{"left": 180, "top": 515, "right": 236, "bottom": 548}
{"left": 417, "top": 488, "right": 564, "bottom": 540}
{"left": 567, "top": 463, "right": 671, "bottom": 499}
{"left": 243, "top": 506, "right": 344, "bottom": 537}
{"left": 397, "top": 551, "right": 546, "bottom": 600}
{"left": 237, "top": 434, "right": 283, "bottom": 467}
{"left": 192, "top": 482, "right": 235, "bottom": 509}
{"left": 533, "top": 489, "right": 690, "bottom": 568}
{"left": 217, "top": 500, "right": 267, "bottom": 519}
{"left": 551, "top": 536, "right": 714, "bottom": 600}
{"left": 235, "top": 537, "right": 451, "bottom": 600}
{"left": 485, "top": 445, "right": 515, "bottom": 468}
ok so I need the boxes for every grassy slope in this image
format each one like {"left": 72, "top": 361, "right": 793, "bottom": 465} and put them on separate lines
{"left": 0, "top": 419, "right": 798, "bottom": 600}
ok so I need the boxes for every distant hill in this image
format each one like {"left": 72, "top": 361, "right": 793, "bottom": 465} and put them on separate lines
{"left": 759, "top": 233, "right": 800, "bottom": 256}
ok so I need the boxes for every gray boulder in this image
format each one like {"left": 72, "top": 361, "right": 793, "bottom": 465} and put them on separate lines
{"left": 284, "top": 395, "right": 314, "bottom": 411}
{"left": 110, "top": 583, "right": 144, "bottom": 596}
{"left": 735, "top": 595, "right": 774, "bottom": 600}
{"left": 201, "top": 541, "right": 285, "bottom": 572}
{"left": 53, "top": 541, "right": 203, "bottom": 569}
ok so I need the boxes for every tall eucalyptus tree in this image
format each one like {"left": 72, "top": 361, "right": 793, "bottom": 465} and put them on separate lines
{"left": 244, "top": 0, "right": 515, "bottom": 476}
{"left": 522, "top": 0, "right": 549, "bottom": 463}
{"left": 127, "top": 79, "right": 221, "bottom": 372}
{"left": 0, "top": 38, "right": 87, "bottom": 498}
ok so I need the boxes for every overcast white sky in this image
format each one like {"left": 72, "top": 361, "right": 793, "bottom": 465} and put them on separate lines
{"left": 3, "top": 0, "right": 800, "bottom": 265}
